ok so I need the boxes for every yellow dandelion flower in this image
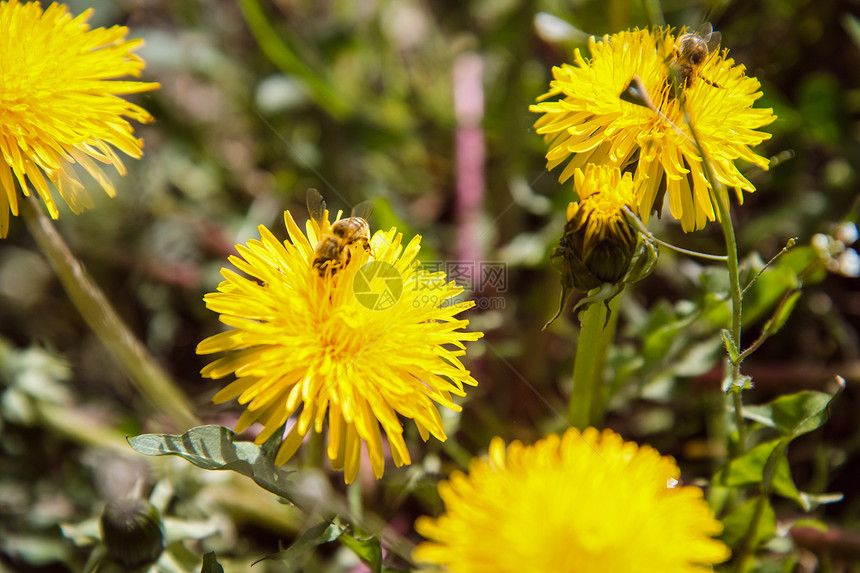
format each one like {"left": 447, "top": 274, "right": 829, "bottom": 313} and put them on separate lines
{"left": 0, "top": 0, "right": 159, "bottom": 237}
{"left": 415, "top": 427, "right": 730, "bottom": 572}
{"left": 531, "top": 27, "right": 776, "bottom": 232}
{"left": 197, "top": 206, "right": 483, "bottom": 484}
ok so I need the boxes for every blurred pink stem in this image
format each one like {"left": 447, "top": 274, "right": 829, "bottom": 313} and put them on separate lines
{"left": 454, "top": 53, "right": 486, "bottom": 283}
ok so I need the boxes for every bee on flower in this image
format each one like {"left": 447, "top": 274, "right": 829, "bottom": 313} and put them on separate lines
{"left": 197, "top": 195, "right": 483, "bottom": 483}
{"left": 665, "top": 22, "right": 724, "bottom": 97}
{"left": 307, "top": 188, "right": 374, "bottom": 276}
{"left": 531, "top": 26, "right": 776, "bottom": 232}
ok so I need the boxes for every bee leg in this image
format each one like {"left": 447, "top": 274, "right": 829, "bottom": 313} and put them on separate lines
{"left": 701, "top": 76, "right": 722, "bottom": 88}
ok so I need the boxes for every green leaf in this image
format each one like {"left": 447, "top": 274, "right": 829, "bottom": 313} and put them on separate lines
{"left": 720, "top": 496, "right": 776, "bottom": 551}
{"left": 798, "top": 73, "right": 841, "bottom": 144}
{"left": 764, "top": 290, "right": 801, "bottom": 336}
{"left": 714, "top": 440, "right": 802, "bottom": 506}
{"left": 744, "top": 381, "right": 843, "bottom": 438}
{"left": 761, "top": 438, "right": 802, "bottom": 504}
{"left": 339, "top": 531, "right": 383, "bottom": 573}
{"left": 256, "top": 522, "right": 344, "bottom": 570}
{"left": 201, "top": 552, "right": 225, "bottom": 573}
{"left": 844, "top": 12, "right": 860, "bottom": 49}
{"left": 721, "top": 381, "right": 844, "bottom": 510}
{"left": 721, "top": 329, "right": 738, "bottom": 363}
{"left": 127, "top": 425, "right": 296, "bottom": 501}
{"left": 788, "top": 518, "right": 829, "bottom": 533}
{"left": 60, "top": 518, "right": 101, "bottom": 546}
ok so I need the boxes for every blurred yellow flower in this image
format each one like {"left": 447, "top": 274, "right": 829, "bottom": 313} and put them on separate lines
{"left": 198, "top": 207, "right": 482, "bottom": 484}
{"left": 531, "top": 27, "right": 775, "bottom": 232}
{"left": 414, "top": 427, "right": 730, "bottom": 572}
{"left": 0, "top": 0, "right": 158, "bottom": 236}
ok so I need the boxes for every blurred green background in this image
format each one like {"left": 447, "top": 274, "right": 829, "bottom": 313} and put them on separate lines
{"left": 1, "top": 0, "right": 859, "bottom": 570}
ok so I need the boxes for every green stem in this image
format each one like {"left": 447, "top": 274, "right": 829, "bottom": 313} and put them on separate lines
{"left": 20, "top": 196, "right": 198, "bottom": 430}
{"left": 733, "top": 494, "right": 767, "bottom": 573}
{"left": 624, "top": 206, "right": 727, "bottom": 261}
{"left": 237, "top": 0, "right": 351, "bottom": 120}
{"left": 569, "top": 296, "right": 618, "bottom": 428}
{"left": 640, "top": 0, "right": 666, "bottom": 28}
{"left": 683, "top": 113, "right": 747, "bottom": 456}
{"left": 711, "top": 181, "right": 747, "bottom": 454}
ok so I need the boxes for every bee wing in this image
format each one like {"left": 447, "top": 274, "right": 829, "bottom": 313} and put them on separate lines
{"left": 695, "top": 22, "right": 722, "bottom": 52}
{"left": 695, "top": 21, "right": 714, "bottom": 39}
{"left": 351, "top": 200, "right": 375, "bottom": 221}
{"left": 706, "top": 30, "right": 722, "bottom": 53}
{"left": 306, "top": 188, "right": 327, "bottom": 228}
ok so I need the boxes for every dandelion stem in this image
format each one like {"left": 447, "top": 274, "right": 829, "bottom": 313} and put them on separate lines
{"left": 683, "top": 112, "right": 747, "bottom": 455}
{"left": 569, "top": 295, "right": 619, "bottom": 428}
{"left": 713, "top": 187, "right": 746, "bottom": 450}
{"left": 623, "top": 206, "right": 728, "bottom": 261}
{"left": 640, "top": 0, "right": 666, "bottom": 29}
{"left": 742, "top": 237, "right": 797, "bottom": 295}
{"left": 734, "top": 493, "right": 769, "bottom": 573}
{"left": 20, "top": 195, "right": 198, "bottom": 430}
{"left": 237, "top": 0, "right": 350, "bottom": 120}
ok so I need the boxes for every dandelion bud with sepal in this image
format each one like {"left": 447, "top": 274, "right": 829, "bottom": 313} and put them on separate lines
{"left": 546, "top": 164, "right": 657, "bottom": 327}
{"left": 562, "top": 166, "right": 639, "bottom": 286}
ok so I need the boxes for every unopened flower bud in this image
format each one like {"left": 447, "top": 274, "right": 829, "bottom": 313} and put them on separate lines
{"left": 556, "top": 165, "right": 641, "bottom": 290}
{"left": 100, "top": 499, "right": 164, "bottom": 569}
{"left": 545, "top": 165, "right": 657, "bottom": 327}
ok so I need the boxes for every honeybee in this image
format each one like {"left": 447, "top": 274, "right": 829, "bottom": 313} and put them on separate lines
{"left": 306, "top": 188, "right": 374, "bottom": 276}
{"left": 666, "top": 22, "right": 723, "bottom": 96}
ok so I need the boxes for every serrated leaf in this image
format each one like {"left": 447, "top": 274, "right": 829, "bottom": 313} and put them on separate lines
{"left": 721, "top": 329, "right": 738, "bottom": 362}
{"left": 201, "top": 552, "right": 224, "bottom": 573}
{"left": 127, "top": 425, "right": 296, "bottom": 501}
{"left": 339, "top": 531, "right": 383, "bottom": 573}
{"left": 720, "top": 496, "right": 776, "bottom": 551}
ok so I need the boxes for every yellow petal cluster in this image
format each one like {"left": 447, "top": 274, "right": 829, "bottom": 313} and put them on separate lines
{"left": 198, "top": 208, "right": 483, "bottom": 483}
{"left": 0, "top": 0, "right": 158, "bottom": 236}
{"left": 566, "top": 164, "right": 638, "bottom": 281}
{"left": 415, "top": 427, "right": 730, "bottom": 572}
{"left": 532, "top": 27, "right": 775, "bottom": 232}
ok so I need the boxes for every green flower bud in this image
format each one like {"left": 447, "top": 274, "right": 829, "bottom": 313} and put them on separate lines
{"left": 555, "top": 165, "right": 639, "bottom": 289}
{"left": 545, "top": 164, "right": 657, "bottom": 328}
{"left": 100, "top": 499, "right": 164, "bottom": 569}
